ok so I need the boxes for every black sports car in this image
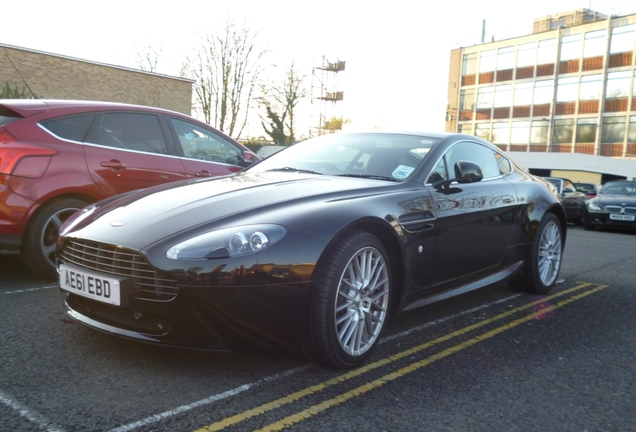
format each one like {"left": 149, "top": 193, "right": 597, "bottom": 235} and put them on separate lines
{"left": 583, "top": 180, "right": 636, "bottom": 231}
{"left": 57, "top": 131, "right": 567, "bottom": 368}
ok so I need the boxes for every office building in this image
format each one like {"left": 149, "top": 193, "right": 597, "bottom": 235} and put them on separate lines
{"left": 446, "top": 9, "right": 636, "bottom": 182}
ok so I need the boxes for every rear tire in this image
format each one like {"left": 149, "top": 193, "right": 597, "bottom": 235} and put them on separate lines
{"left": 305, "top": 230, "right": 391, "bottom": 368}
{"left": 22, "top": 198, "right": 88, "bottom": 280}
{"left": 511, "top": 213, "right": 563, "bottom": 295}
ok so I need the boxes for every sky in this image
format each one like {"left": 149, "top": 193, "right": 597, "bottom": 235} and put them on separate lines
{"left": 2, "top": 0, "right": 636, "bottom": 139}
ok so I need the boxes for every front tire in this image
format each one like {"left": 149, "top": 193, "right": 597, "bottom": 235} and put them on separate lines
{"left": 513, "top": 213, "right": 563, "bottom": 294}
{"left": 22, "top": 197, "right": 88, "bottom": 279}
{"left": 305, "top": 231, "right": 391, "bottom": 368}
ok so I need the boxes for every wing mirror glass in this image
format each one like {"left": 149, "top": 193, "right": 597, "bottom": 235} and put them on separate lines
{"left": 453, "top": 160, "right": 484, "bottom": 184}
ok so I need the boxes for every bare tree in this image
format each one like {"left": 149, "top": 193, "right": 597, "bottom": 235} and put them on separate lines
{"left": 182, "top": 21, "right": 266, "bottom": 138}
{"left": 259, "top": 61, "right": 307, "bottom": 144}
{"left": 134, "top": 42, "right": 163, "bottom": 73}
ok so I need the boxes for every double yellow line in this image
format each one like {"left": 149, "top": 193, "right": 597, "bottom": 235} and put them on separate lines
{"left": 196, "top": 282, "right": 609, "bottom": 432}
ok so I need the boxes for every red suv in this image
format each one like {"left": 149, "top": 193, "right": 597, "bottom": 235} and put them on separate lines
{"left": 0, "top": 99, "right": 260, "bottom": 278}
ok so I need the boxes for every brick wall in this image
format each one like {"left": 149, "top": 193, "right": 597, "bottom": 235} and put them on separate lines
{"left": 1, "top": 44, "right": 193, "bottom": 115}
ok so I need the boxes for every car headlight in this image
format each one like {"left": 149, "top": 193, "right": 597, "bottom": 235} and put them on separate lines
{"left": 586, "top": 200, "right": 602, "bottom": 211}
{"left": 166, "top": 224, "right": 286, "bottom": 259}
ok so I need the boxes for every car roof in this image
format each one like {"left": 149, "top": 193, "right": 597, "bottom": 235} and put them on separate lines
{"left": 0, "top": 98, "right": 182, "bottom": 118}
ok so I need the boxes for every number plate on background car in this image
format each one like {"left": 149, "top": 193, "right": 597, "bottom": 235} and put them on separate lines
{"left": 59, "top": 264, "right": 121, "bottom": 306}
{"left": 610, "top": 214, "right": 636, "bottom": 221}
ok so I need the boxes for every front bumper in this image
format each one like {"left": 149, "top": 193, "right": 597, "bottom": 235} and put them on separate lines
{"left": 584, "top": 211, "right": 636, "bottom": 229}
{"left": 63, "top": 277, "right": 312, "bottom": 352}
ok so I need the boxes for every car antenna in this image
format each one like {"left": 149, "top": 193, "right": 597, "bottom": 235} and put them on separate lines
{"left": 4, "top": 53, "right": 38, "bottom": 99}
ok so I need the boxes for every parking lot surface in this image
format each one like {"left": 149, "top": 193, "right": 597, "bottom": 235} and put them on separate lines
{"left": 1, "top": 226, "right": 635, "bottom": 431}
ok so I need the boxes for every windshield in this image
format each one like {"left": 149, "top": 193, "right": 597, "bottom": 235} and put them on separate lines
{"left": 600, "top": 181, "right": 636, "bottom": 195}
{"left": 247, "top": 133, "right": 440, "bottom": 182}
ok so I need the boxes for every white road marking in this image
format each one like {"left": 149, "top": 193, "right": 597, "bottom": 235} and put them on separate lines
{"left": 1, "top": 286, "right": 521, "bottom": 431}
{"left": 108, "top": 293, "right": 522, "bottom": 431}
{"left": 381, "top": 293, "right": 522, "bottom": 343}
{"left": 107, "top": 365, "right": 312, "bottom": 432}
{"left": 0, "top": 390, "right": 66, "bottom": 432}
{"left": 3, "top": 285, "right": 58, "bottom": 295}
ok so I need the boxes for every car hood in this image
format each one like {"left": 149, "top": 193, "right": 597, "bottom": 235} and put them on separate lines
{"left": 595, "top": 194, "right": 636, "bottom": 204}
{"left": 63, "top": 171, "right": 401, "bottom": 250}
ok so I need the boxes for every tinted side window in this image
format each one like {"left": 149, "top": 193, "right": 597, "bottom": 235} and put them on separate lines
{"left": 495, "top": 153, "right": 511, "bottom": 175}
{"left": 170, "top": 118, "right": 242, "bottom": 165}
{"left": 563, "top": 180, "right": 576, "bottom": 193}
{"left": 40, "top": 114, "right": 94, "bottom": 142}
{"left": 427, "top": 157, "right": 448, "bottom": 183}
{"left": 445, "top": 141, "right": 502, "bottom": 179}
{"left": 85, "top": 113, "right": 168, "bottom": 154}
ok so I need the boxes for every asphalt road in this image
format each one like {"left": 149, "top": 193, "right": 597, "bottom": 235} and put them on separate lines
{"left": 1, "top": 225, "right": 635, "bottom": 432}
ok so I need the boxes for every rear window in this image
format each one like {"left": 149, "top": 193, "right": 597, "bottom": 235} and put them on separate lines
{"left": 40, "top": 114, "right": 94, "bottom": 142}
{"left": 0, "top": 106, "right": 23, "bottom": 127}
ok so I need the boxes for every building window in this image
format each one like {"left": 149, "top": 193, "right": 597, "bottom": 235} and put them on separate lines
{"left": 530, "top": 120, "right": 549, "bottom": 143}
{"left": 579, "top": 74, "right": 602, "bottom": 100}
{"left": 606, "top": 71, "right": 631, "bottom": 98}
{"left": 534, "top": 80, "right": 554, "bottom": 104}
{"left": 477, "top": 87, "right": 494, "bottom": 109}
{"left": 494, "top": 85, "right": 512, "bottom": 107}
{"left": 610, "top": 24, "right": 636, "bottom": 54}
{"left": 517, "top": 42, "right": 536, "bottom": 67}
{"left": 475, "top": 123, "right": 491, "bottom": 141}
{"left": 492, "top": 122, "right": 509, "bottom": 144}
{"left": 479, "top": 50, "right": 496, "bottom": 72}
{"left": 458, "top": 123, "right": 473, "bottom": 134}
{"left": 537, "top": 39, "right": 558, "bottom": 64}
{"left": 576, "top": 118, "right": 597, "bottom": 143}
{"left": 460, "top": 89, "right": 475, "bottom": 110}
{"left": 462, "top": 53, "right": 478, "bottom": 76}
{"left": 583, "top": 30, "right": 606, "bottom": 58}
{"left": 497, "top": 46, "right": 515, "bottom": 70}
{"left": 560, "top": 34, "right": 582, "bottom": 61}
{"left": 556, "top": 77, "right": 578, "bottom": 102}
{"left": 514, "top": 82, "right": 533, "bottom": 106}
{"left": 602, "top": 116, "right": 626, "bottom": 143}
{"left": 628, "top": 115, "right": 636, "bottom": 142}
{"left": 511, "top": 121, "right": 530, "bottom": 144}
{"left": 553, "top": 119, "right": 574, "bottom": 143}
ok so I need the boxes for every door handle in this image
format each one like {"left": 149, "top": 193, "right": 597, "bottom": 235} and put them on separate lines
{"left": 501, "top": 195, "right": 514, "bottom": 204}
{"left": 100, "top": 160, "right": 126, "bottom": 170}
{"left": 195, "top": 170, "right": 211, "bottom": 177}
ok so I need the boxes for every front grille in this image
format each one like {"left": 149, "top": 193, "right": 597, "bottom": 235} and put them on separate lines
{"left": 59, "top": 239, "right": 178, "bottom": 302}
{"left": 606, "top": 206, "right": 636, "bottom": 215}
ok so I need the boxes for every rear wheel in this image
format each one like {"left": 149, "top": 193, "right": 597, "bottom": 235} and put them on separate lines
{"left": 305, "top": 231, "right": 391, "bottom": 368}
{"left": 22, "top": 197, "right": 88, "bottom": 279}
{"left": 512, "top": 213, "right": 563, "bottom": 294}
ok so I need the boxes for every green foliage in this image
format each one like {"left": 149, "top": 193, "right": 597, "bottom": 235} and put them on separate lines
{"left": 0, "top": 82, "right": 31, "bottom": 99}
{"left": 259, "top": 61, "right": 307, "bottom": 145}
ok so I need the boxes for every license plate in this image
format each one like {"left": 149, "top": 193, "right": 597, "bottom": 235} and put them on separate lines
{"left": 610, "top": 214, "right": 636, "bottom": 221}
{"left": 59, "top": 264, "right": 121, "bottom": 306}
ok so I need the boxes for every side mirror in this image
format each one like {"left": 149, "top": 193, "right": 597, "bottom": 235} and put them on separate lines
{"left": 241, "top": 151, "right": 260, "bottom": 167}
{"left": 453, "top": 160, "right": 483, "bottom": 184}
{"left": 432, "top": 160, "right": 483, "bottom": 189}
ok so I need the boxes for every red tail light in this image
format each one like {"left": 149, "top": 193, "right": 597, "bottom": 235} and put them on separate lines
{"left": 0, "top": 128, "right": 58, "bottom": 177}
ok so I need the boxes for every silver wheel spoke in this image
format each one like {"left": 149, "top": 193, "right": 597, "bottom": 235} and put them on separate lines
{"left": 537, "top": 221, "right": 562, "bottom": 286}
{"left": 334, "top": 246, "right": 390, "bottom": 357}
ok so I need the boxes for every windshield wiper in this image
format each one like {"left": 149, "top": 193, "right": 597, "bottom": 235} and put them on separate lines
{"left": 267, "top": 167, "right": 323, "bottom": 175}
{"left": 337, "top": 173, "right": 398, "bottom": 182}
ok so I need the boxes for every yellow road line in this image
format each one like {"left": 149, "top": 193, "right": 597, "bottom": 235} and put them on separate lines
{"left": 195, "top": 282, "right": 598, "bottom": 432}
{"left": 257, "top": 284, "right": 609, "bottom": 431}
